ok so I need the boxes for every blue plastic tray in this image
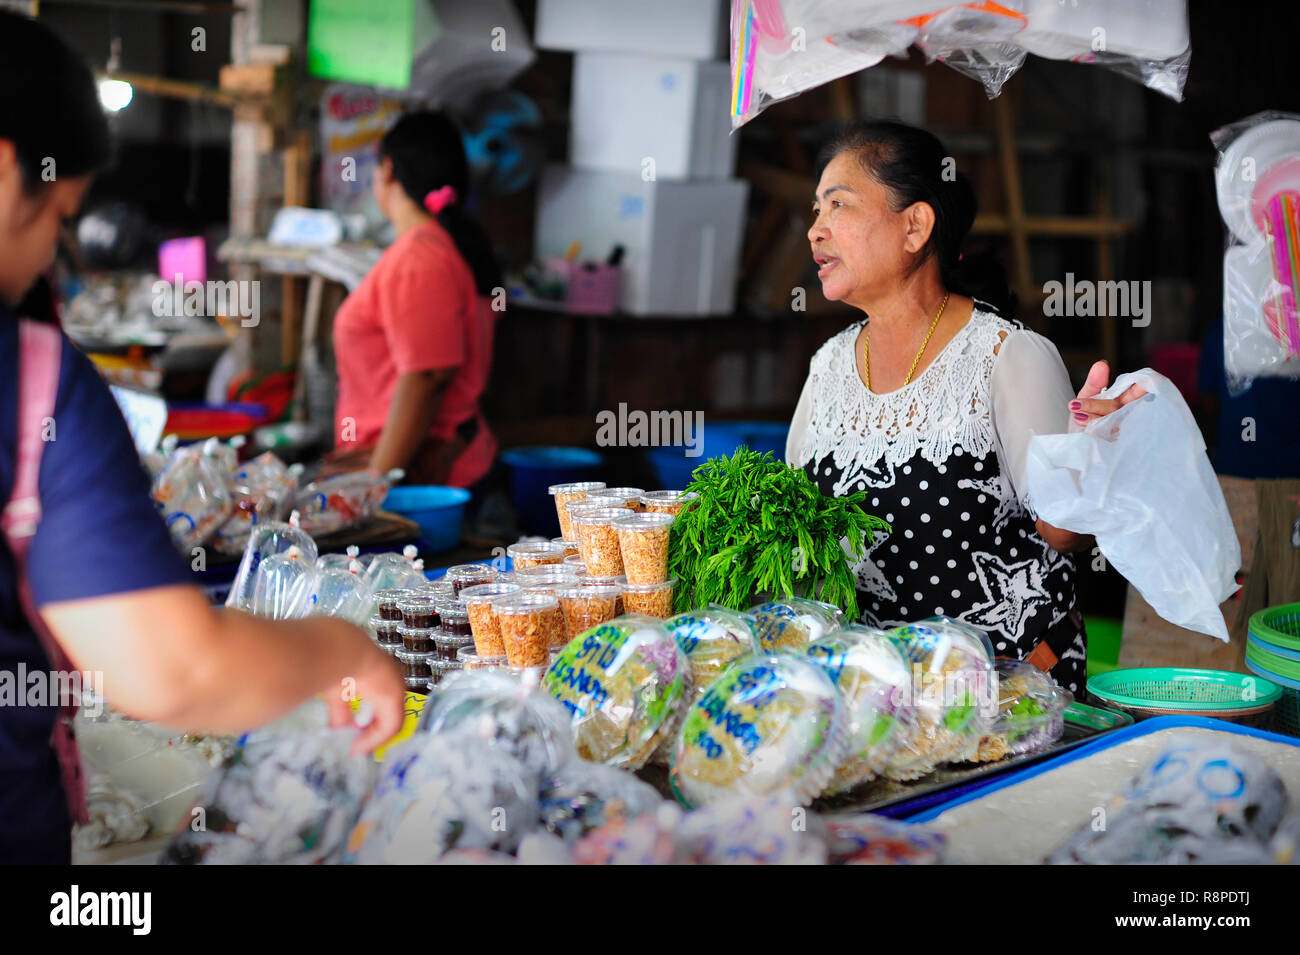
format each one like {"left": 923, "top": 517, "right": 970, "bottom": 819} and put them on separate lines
{"left": 908, "top": 715, "right": 1300, "bottom": 824}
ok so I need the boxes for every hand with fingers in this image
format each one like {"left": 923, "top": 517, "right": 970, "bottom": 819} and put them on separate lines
{"left": 324, "top": 643, "right": 406, "bottom": 756}
{"left": 1068, "top": 360, "right": 1147, "bottom": 428}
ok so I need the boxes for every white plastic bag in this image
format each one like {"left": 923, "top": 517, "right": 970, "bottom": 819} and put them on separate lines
{"left": 1024, "top": 369, "right": 1240, "bottom": 642}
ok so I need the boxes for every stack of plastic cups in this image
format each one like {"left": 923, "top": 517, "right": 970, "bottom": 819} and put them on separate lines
{"left": 548, "top": 480, "right": 607, "bottom": 541}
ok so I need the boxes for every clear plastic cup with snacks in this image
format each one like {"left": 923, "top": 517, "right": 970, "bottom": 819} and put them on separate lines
{"left": 548, "top": 481, "right": 607, "bottom": 541}
{"left": 621, "top": 576, "right": 676, "bottom": 619}
{"left": 458, "top": 644, "right": 506, "bottom": 672}
{"left": 573, "top": 506, "right": 630, "bottom": 577}
{"left": 371, "top": 613, "right": 403, "bottom": 648}
{"left": 460, "top": 582, "right": 521, "bottom": 657}
{"left": 510, "top": 565, "right": 580, "bottom": 595}
{"left": 444, "top": 563, "right": 499, "bottom": 595}
{"left": 586, "top": 487, "right": 645, "bottom": 512}
{"left": 435, "top": 630, "right": 474, "bottom": 662}
{"left": 614, "top": 511, "right": 674, "bottom": 584}
{"left": 495, "top": 591, "right": 565, "bottom": 667}
{"left": 507, "top": 539, "right": 567, "bottom": 569}
{"left": 400, "top": 625, "right": 437, "bottom": 654}
{"left": 551, "top": 537, "right": 580, "bottom": 558}
{"left": 374, "top": 588, "right": 414, "bottom": 623}
{"left": 557, "top": 583, "right": 624, "bottom": 642}
{"left": 640, "top": 489, "right": 698, "bottom": 517}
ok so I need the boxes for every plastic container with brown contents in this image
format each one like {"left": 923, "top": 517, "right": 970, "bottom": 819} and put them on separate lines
{"left": 396, "top": 592, "right": 440, "bottom": 631}
{"left": 510, "top": 565, "right": 579, "bottom": 596}
{"left": 422, "top": 578, "right": 456, "bottom": 601}
{"left": 557, "top": 583, "right": 623, "bottom": 642}
{"left": 573, "top": 506, "right": 629, "bottom": 577}
{"left": 548, "top": 480, "right": 607, "bottom": 541}
{"left": 395, "top": 649, "right": 434, "bottom": 681}
{"left": 371, "top": 614, "right": 403, "bottom": 648}
{"left": 400, "top": 625, "right": 437, "bottom": 654}
{"left": 435, "top": 630, "right": 475, "bottom": 662}
{"left": 374, "top": 588, "right": 414, "bottom": 622}
{"left": 507, "top": 540, "right": 567, "bottom": 569}
{"left": 641, "top": 489, "right": 699, "bottom": 516}
{"left": 433, "top": 598, "right": 472, "bottom": 638}
{"left": 405, "top": 675, "right": 431, "bottom": 694}
{"left": 496, "top": 592, "right": 564, "bottom": 667}
{"left": 458, "top": 644, "right": 506, "bottom": 672}
{"left": 460, "top": 582, "right": 521, "bottom": 656}
{"left": 614, "top": 511, "right": 674, "bottom": 585}
{"left": 443, "top": 563, "right": 498, "bottom": 595}
{"left": 551, "top": 537, "right": 580, "bottom": 558}
{"left": 621, "top": 576, "right": 676, "bottom": 619}
{"left": 586, "top": 487, "right": 645, "bottom": 512}
{"left": 574, "top": 573, "right": 628, "bottom": 614}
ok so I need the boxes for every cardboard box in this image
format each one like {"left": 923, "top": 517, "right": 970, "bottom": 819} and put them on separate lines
{"left": 570, "top": 52, "right": 735, "bottom": 180}
{"left": 535, "top": 164, "right": 748, "bottom": 316}
{"left": 535, "top": 0, "right": 726, "bottom": 59}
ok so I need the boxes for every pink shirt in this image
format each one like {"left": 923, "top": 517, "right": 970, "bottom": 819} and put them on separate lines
{"left": 332, "top": 219, "right": 497, "bottom": 488}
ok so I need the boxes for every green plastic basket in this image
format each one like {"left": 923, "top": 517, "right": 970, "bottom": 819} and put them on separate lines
{"left": 1250, "top": 603, "right": 1300, "bottom": 651}
{"left": 1246, "top": 604, "right": 1300, "bottom": 737}
{"left": 1087, "top": 667, "right": 1281, "bottom": 726}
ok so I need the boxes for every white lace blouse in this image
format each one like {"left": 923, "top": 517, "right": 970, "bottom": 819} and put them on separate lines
{"left": 785, "top": 308, "right": 1088, "bottom": 694}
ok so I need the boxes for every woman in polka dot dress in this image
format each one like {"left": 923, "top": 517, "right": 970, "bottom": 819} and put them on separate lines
{"left": 787, "top": 122, "right": 1147, "bottom": 697}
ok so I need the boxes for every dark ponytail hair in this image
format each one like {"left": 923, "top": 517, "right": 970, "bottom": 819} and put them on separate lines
{"left": 379, "top": 111, "right": 501, "bottom": 296}
{"left": 817, "top": 120, "right": 1017, "bottom": 317}
{"left": 0, "top": 10, "right": 112, "bottom": 193}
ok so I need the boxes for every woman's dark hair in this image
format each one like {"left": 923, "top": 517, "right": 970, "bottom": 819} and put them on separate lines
{"left": 0, "top": 11, "right": 112, "bottom": 193}
{"left": 379, "top": 111, "right": 502, "bottom": 296}
{"left": 817, "top": 120, "right": 1017, "bottom": 317}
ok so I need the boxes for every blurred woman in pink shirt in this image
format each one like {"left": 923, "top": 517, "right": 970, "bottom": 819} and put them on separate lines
{"left": 331, "top": 112, "right": 500, "bottom": 488}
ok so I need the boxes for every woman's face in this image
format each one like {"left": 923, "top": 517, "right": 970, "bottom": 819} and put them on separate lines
{"left": 0, "top": 141, "right": 90, "bottom": 307}
{"left": 808, "top": 151, "right": 931, "bottom": 307}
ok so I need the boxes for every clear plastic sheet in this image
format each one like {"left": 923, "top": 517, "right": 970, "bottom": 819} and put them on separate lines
{"left": 1212, "top": 111, "right": 1300, "bottom": 394}
{"left": 160, "top": 728, "right": 374, "bottom": 865}
{"left": 1047, "top": 737, "right": 1289, "bottom": 864}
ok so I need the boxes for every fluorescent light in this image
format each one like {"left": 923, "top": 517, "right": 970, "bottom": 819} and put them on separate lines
{"left": 98, "top": 78, "right": 133, "bottom": 112}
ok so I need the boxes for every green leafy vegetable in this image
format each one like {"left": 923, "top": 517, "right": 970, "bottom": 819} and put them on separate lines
{"left": 667, "top": 447, "right": 890, "bottom": 619}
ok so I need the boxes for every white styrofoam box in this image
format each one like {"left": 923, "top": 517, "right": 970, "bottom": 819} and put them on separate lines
{"left": 535, "top": 0, "right": 726, "bottom": 59}
{"left": 1017, "top": 0, "right": 1189, "bottom": 61}
{"left": 536, "top": 164, "right": 749, "bottom": 316}
{"left": 571, "top": 52, "right": 735, "bottom": 180}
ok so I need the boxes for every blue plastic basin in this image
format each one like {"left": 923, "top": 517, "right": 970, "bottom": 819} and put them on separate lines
{"left": 382, "top": 485, "right": 471, "bottom": 552}
{"left": 646, "top": 420, "right": 790, "bottom": 489}
{"left": 499, "top": 446, "right": 605, "bottom": 537}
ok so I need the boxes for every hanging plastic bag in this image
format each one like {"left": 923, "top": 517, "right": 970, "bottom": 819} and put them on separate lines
{"left": 150, "top": 438, "right": 233, "bottom": 551}
{"left": 1025, "top": 369, "right": 1240, "bottom": 642}
{"left": 225, "top": 513, "right": 317, "bottom": 612}
{"left": 309, "top": 560, "right": 372, "bottom": 624}
{"left": 1212, "top": 111, "right": 1300, "bottom": 395}
{"left": 250, "top": 545, "right": 318, "bottom": 620}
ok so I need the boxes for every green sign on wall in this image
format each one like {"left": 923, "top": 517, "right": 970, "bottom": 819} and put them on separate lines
{"left": 307, "top": 0, "right": 438, "bottom": 90}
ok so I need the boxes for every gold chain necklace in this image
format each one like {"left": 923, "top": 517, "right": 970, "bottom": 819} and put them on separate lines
{"left": 863, "top": 291, "right": 950, "bottom": 392}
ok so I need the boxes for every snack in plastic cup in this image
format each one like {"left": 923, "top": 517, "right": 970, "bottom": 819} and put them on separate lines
{"left": 461, "top": 582, "right": 522, "bottom": 657}
{"left": 976, "top": 658, "right": 1071, "bottom": 763}
{"left": 614, "top": 511, "right": 674, "bottom": 584}
{"left": 747, "top": 597, "right": 846, "bottom": 653}
{"left": 433, "top": 598, "right": 472, "bottom": 638}
{"left": 435, "top": 630, "right": 475, "bottom": 662}
{"left": 395, "top": 649, "right": 434, "bottom": 682}
{"left": 396, "top": 592, "right": 440, "bottom": 631}
{"left": 509, "top": 565, "right": 579, "bottom": 595}
{"left": 671, "top": 654, "right": 846, "bottom": 807}
{"left": 557, "top": 584, "right": 623, "bottom": 642}
{"left": 641, "top": 489, "right": 698, "bottom": 516}
{"left": 374, "top": 588, "right": 413, "bottom": 623}
{"left": 400, "top": 625, "right": 437, "bottom": 654}
{"left": 664, "top": 605, "right": 760, "bottom": 703}
{"left": 548, "top": 481, "right": 607, "bottom": 540}
{"left": 621, "top": 577, "right": 675, "bottom": 619}
{"left": 543, "top": 614, "right": 692, "bottom": 769}
{"left": 507, "top": 539, "right": 567, "bottom": 569}
{"left": 586, "top": 487, "right": 645, "bottom": 512}
{"left": 803, "top": 624, "right": 914, "bottom": 794}
{"left": 551, "top": 537, "right": 580, "bottom": 558}
{"left": 457, "top": 645, "right": 506, "bottom": 671}
{"left": 573, "top": 506, "right": 629, "bottom": 577}
{"left": 370, "top": 614, "right": 402, "bottom": 648}
{"left": 562, "top": 553, "right": 586, "bottom": 572}
{"left": 496, "top": 592, "right": 565, "bottom": 667}
{"left": 444, "top": 563, "right": 498, "bottom": 595}
{"left": 574, "top": 573, "right": 627, "bottom": 614}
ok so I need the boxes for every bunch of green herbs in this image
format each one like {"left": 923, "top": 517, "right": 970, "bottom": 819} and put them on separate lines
{"left": 667, "top": 447, "right": 890, "bottom": 618}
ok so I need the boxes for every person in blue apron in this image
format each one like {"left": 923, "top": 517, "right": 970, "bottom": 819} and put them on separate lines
{"left": 787, "top": 121, "right": 1146, "bottom": 697}
{"left": 0, "top": 11, "right": 404, "bottom": 863}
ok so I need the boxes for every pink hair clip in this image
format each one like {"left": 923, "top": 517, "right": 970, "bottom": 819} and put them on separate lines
{"left": 423, "top": 185, "right": 458, "bottom": 215}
